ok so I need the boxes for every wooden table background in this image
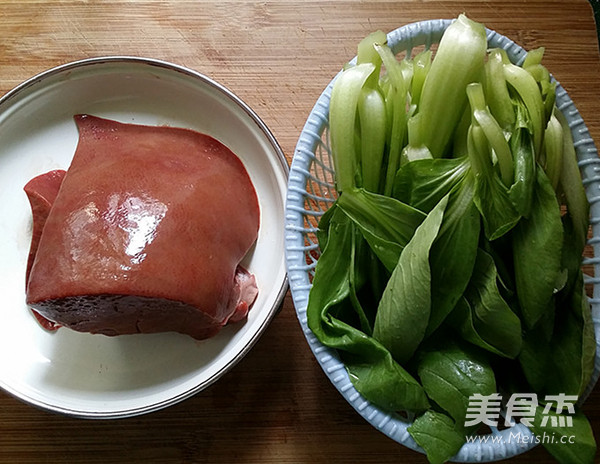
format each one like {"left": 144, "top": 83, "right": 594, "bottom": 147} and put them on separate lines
{"left": 0, "top": 1, "right": 599, "bottom": 463}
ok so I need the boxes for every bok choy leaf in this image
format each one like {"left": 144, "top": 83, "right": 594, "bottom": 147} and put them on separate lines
{"left": 373, "top": 196, "right": 448, "bottom": 363}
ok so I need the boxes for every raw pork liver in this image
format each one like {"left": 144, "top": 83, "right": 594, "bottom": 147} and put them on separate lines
{"left": 25, "top": 115, "right": 259, "bottom": 339}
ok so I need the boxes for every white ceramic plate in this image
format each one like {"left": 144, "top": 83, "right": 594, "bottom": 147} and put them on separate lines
{"left": 0, "top": 57, "right": 289, "bottom": 418}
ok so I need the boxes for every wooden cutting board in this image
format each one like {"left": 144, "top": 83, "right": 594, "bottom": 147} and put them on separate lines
{"left": 0, "top": 1, "right": 599, "bottom": 463}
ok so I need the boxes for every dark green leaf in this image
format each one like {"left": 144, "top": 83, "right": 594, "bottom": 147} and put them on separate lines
{"left": 530, "top": 405, "right": 597, "bottom": 464}
{"left": 461, "top": 249, "right": 523, "bottom": 358}
{"left": 512, "top": 168, "right": 563, "bottom": 329}
{"left": 307, "top": 208, "right": 430, "bottom": 412}
{"left": 408, "top": 410, "right": 466, "bottom": 464}
{"left": 393, "top": 157, "right": 470, "bottom": 212}
{"left": 473, "top": 169, "right": 521, "bottom": 241}
{"left": 316, "top": 200, "right": 337, "bottom": 251}
{"left": 468, "top": 123, "right": 521, "bottom": 240}
{"left": 391, "top": 158, "right": 480, "bottom": 336}
{"left": 561, "top": 211, "right": 589, "bottom": 298}
{"left": 348, "top": 223, "right": 375, "bottom": 335}
{"left": 337, "top": 188, "right": 425, "bottom": 272}
{"left": 344, "top": 349, "right": 430, "bottom": 413}
{"left": 416, "top": 341, "right": 497, "bottom": 425}
{"left": 373, "top": 196, "right": 448, "bottom": 364}
{"left": 307, "top": 207, "right": 358, "bottom": 343}
{"left": 518, "top": 320, "right": 554, "bottom": 392}
{"left": 427, "top": 175, "right": 480, "bottom": 335}
{"left": 549, "top": 270, "right": 596, "bottom": 398}
{"left": 448, "top": 297, "right": 516, "bottom": 358}
{"left": 518, "top": 268, "right": 595, "bottom": 401}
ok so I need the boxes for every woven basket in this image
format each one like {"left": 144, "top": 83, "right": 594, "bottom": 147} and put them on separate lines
{"left": 285, "top": 19, "right": 600, "bottom": 462}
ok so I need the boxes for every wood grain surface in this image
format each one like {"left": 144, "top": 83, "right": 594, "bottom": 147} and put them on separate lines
{"left": 1, "top": 1, "right": 599, "bottom": 463}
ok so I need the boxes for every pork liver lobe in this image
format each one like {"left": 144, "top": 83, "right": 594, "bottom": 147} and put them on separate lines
{"left": 25, "top": 115, "right": 259, "bottom": 339}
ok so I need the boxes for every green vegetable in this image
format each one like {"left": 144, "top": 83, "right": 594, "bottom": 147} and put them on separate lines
{"left": 337, "top": 188, "right": 425, "bottom": 272}
{"left": 393, "top": 157, "right": 470, "bottom": 212}
{"left": 466, "top": 83, "right": 513, "bottom": 186}
{"left": 507, "top": 96, "right": 536, "bottom": 218}
{"left": 358, "top": 87, "right": 387, "bottom": 192}
{"left": 407, "top": 14, "right": 487, "bottom": 158}
{"left": 394, "top": 158, "right": 481, "bottom": 335}
{"left": 503, "top": 61, "right": 545, "bottom": 156}
{"left": 512, "top": 168, "right": 563, "bottom": 329}
{"left": 543, "top": 111, "right": 564, "bottom": 192}
{"left": 426, "top": 175, "right": 480, "bottom": 335}
{"left": 408, "top": 410, "right": 466, "bottom": 464}
{"left": 555, "top": 108, "right": 590, "bottom": 251}
{"left": 374, "top": 41, "right": 410, "bottom": 195}
{"left": 329, "top": 63, "right": 375, "bottom": 192}
{"left": 550, "top": 270, "right": 596, "bottom": 398}
{"left": 529, "top": 406, "right": 597, "bottom": 464}
{"left": 484, "top": 48, "right": 515, "bottom": 129}
{"left": 467, "top": 121, "right": 521, "bottom": 240}
{"left": 409, "top": 340, "right": 497, "bottom": 464}
{"left": 307, "top": 207, "right": 430, "bottom": 412}
{"left": 456, "top": 249, "right": 523, "bottom": 358}
{"left": 464, "top": 83, "right": 523, "bottom": 240}
{"left": 410, "top": 50, "right": 432, "bottom": 109}
{"left": 417, "top": 341, "right": 497, "bottom": 425}
{"left": 308, "top": 14, "right": 596, "bottom": 463}
{"left": 356, "top": 31, "right": 388, "bottom": 193}
{"left": 373, "top": 196, "right": 448, "bottom": 363}
{"left": 448, "top": 297, "right": 516, "bottom": 358}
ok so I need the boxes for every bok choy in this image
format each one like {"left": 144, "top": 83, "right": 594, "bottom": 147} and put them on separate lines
{"left": 306, "top": 14, "right": 596, "bottom": 464}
